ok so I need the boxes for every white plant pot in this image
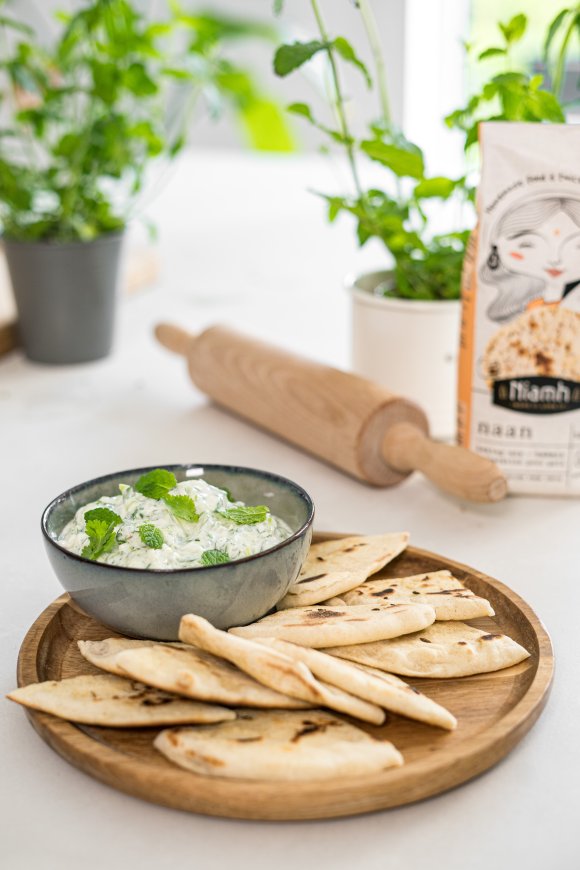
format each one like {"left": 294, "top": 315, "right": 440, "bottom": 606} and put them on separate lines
{"left": 347, "top": 270, "right": 461, "bottom": 440}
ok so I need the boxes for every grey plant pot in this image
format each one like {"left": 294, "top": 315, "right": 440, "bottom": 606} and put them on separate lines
{"left": 3, "top": 232, "right": 124, "bottom": 364}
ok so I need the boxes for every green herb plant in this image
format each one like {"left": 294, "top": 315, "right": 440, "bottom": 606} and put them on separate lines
{"left": 0, "top": 0, "right": 292, "bottom": 243}
{"left": 445, "top": 14, "right": 565, "bottom": 149}
{"left": 274, "top": 0, "right": 471, "bottom": 301}
{"left": 273, "top": 3, "right": 573, "bottom": 301}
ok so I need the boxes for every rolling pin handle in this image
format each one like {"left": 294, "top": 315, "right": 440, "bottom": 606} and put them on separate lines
{"left": 382, "top": 423, "right": 508, "bottom": 503}
{"left": 155, "top": 323, "right": 197, "bottom": 358}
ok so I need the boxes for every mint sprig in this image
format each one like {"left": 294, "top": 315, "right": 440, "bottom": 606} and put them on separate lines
{"left": 163, "top": 493, "right": 199, "bottom": 523}
{"left": 200, "top": 549, "right": 230, "bottom": 566}
{"left": 134, "top": 468, "right": 177, "bottom": 500}
{"left": 139, "top": 524, "right": 165, "bottom": 549}
{"left": 217, "top": 505, "right": 270, "bottom": 525}
{"left": 81, "top": 508, "right": 122, "bottom": 561}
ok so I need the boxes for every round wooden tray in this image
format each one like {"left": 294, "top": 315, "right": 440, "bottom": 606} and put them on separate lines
{"left": 16, "top": 536, "right": 553, "bottom": 820}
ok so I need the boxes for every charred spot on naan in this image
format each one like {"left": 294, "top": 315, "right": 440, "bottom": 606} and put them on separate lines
{"left": 296, "top": 573, "right": 327, "bottom": 585}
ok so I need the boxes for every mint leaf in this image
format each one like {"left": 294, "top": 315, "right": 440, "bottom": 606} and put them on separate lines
{"left": 414, "top": 177, "right": 457, "bottom": 199}
{"left": 499, "top": 13, "right": 527, "bottom": 45}
{"left": 139, "top": 523, "right": 164, "bottom": 549}
{"left": 134, "top": 468, "right": 177, "bottom": 500}
{"left": 333, "top": 37, "right": 372, "bottom": 88}
{"left": 84, "top": 507, "right": 122, "bottom": 527}
{"left": 217, "top": 505, "right": 270, "bottom": 525}
{"left": 163, "top": 493, "right": 199, "bottom": 523}
{"left": 273, "top": 40, "right": 328, "bottom": 77}
{"left": 360, "top": 140, "right": 424, "bottom": 179}
{"left": 81, "top": 510, "right": 122, "bottom": 561}
{"left": 200, "top": 549, "right": 230, "bottom": 566}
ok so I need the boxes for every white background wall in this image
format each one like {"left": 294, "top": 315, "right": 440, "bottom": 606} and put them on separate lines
{"left": 6, "top": 0, "right": 407, "bottom": 150}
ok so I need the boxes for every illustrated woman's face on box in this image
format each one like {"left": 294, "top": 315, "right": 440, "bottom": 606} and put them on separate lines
{"left": 497, "top": 211, "right": 580, "bottom": 282}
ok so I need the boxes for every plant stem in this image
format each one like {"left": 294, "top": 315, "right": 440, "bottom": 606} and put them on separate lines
{"left": 357, "top": 0, "right": 391, "bottom": 124}
{"left": 356, "top": 0, "right": 402, "bottom": 204}
{"left": 552, "top": 10, "right": 577, "bottom": 100}
{"left": 310, "top": 0, "right": 363, "bottom": 198}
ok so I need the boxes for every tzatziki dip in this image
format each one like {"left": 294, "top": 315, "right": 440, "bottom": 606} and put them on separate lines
{"left": 58, "top": 469, "right": 292, "bottom": 570}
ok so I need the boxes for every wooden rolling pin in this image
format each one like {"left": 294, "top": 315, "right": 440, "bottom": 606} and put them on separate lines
{"left": 155, "top": 323, "right": 507, "bottom": 503}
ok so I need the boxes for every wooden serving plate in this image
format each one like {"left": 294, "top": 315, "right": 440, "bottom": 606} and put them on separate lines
{"left": 16, "top": 535, "right": 553, "bottom": 820}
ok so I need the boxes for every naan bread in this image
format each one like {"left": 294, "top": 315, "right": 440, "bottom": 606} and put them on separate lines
{"left": 114, "top": 643, "right": 310, "bottom": 709}
{"left": 154, "top": 709, "right": 403, "bottom": 780}
{"left": 342, "top": 570, "right": 494, "bottom": 621}
{"left": 277, "top": 533, "right": 409, "bottom": 609}
{"left": 179, "top": 614, "right": 385, "bottom": 725}
{"left": 325, "top": 621, "right": 530, "bottom": 678}
{"left": 6, "top": 674, "right": 235, "bottom": 726}
{"left": 230, "top": 603, "right": 435, "bottom": 648}
{"left": 483, "top": 306, "right": 580, "bottom": 383}
{"left": 78, "top": 638, "right": 185, "bottom": 676}
{"left": 255, "top": 638, "right": 456, "bottom": 730}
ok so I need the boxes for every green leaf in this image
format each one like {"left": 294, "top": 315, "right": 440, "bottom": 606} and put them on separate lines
{"left": 124, "top": 62, "right": 158, "bottom": 97}
{"left": 287, "top": 101, "right": 315, "bottom": 122}
{"left": 533, "top": 89, "right": 566, "bottom": 122}
{"left": 478, "top": 47, "right": 507, "bottom": 61}
{"left": 273, "top": 40, "right": 328, "bottom": 77}
{"left": 414, "top": 177, "right": 456, "bottom": 199}
{"left": 0, "top": 15, "right": 34, "bottom": 36}
{"left": 134, "top": 469, "right": 177, "bottom": 500}
{"left": 217, "top": 505, "right": 270, "bottom": 525}
{"left": 238, "top": 97, "right": 296, "bottom": 151}
{"left": 360, "top": 140, "right": 424, "bottom": 179}
{"left": 163, "top": 493, "right": 199, "bottom": 523}
{"left": 200, "top": 549, "right": 230, "bottom": 566}
{"left": 139, "top": 524, "right": 165, "bottom": 549}
{"left": 499, "top": 13, "right": 527, "bottom": 45}
{"left": 326, "top": 196, "right": 345, "bottom": 222}
{"left": 273, "top": 0, "right": 285, "bottom": 15}
{"left": 84, "top": 507, "right": 122, "bottom": 527}
{"left": 544, "top": 9, "right": 570, "bottom": 59}
{"left": 81, "top": 509, "right": 122, "bottom": 561}
{"left": 332, "top": 37, "right": 372, "bottom": 87}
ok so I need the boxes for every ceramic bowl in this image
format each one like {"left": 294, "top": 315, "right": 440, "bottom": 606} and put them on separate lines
{"left": 41, "top": 464, "right": 314, "bottom": 640}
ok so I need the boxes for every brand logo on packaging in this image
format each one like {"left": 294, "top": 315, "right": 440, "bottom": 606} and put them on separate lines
{"left": 492, "top": 377, "right": 580, "bottom": 414}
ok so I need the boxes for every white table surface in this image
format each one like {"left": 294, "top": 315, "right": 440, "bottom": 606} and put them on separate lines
{"left": 1, "top": 152, "right": 578, "bottom": 870}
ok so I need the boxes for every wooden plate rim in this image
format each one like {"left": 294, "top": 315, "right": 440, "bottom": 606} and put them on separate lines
{"left": 15, "top": 542, "right": 554, "bottom": 820}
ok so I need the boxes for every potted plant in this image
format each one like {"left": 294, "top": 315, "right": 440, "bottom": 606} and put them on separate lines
{"left": 273, "top": 1, "right": 569, "bottom": 439}
{"left": 0, "top": 0, "right": 291, "bottom": 364}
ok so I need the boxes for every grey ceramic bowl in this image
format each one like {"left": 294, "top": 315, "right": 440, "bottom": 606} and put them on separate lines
{"left": 42, "top": 464, "right": 314, "bottom": 640}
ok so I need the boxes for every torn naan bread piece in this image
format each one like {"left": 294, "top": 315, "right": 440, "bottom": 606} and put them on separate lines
{"left": 325, "top": 621, "right": 530, "bottom": 678}
{"left": 342, "top": 570, "right": 494, "bottom": 621}
{"left": 6, "top": 674, "right": 235, "bottom": 726}
{"left": 230, "top": 603, "right": 435, "bottom": 648}
{"left": 114, "top": 643, "right": 310, "bottom": 710}
{"left": 277, "top": 532, "right": 409, "bottom": 609}
{"left": 155, "top": 709, "right": 403, "bottom": 781}
{"left": 179, "top": 614, "right": 385, "bottom": 725}
{"left": 255, "top": 638, "right": 456, "bottom": 730}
